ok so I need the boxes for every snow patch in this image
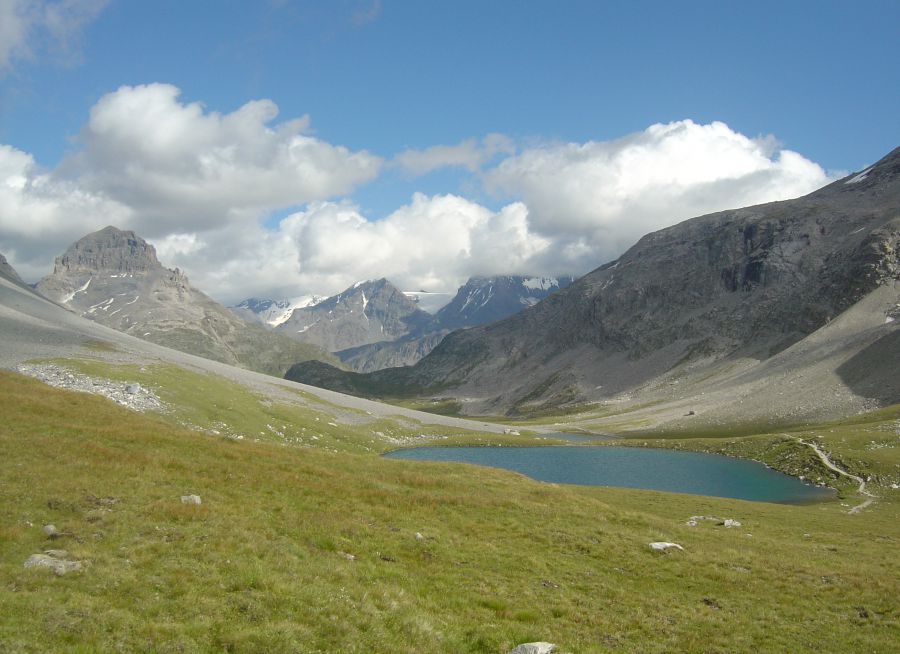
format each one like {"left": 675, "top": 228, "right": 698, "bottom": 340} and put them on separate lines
{"left": 845, "top": 167, "right": 873, "bottom": 185}
{"left": 522, "top": 276, "right": 559, "bottom": 291}
{"left": 88, "top": 298, "right": 115, "bottom": 314}
{"left": 62, "top": 278, "right": 92, "bottom": 304}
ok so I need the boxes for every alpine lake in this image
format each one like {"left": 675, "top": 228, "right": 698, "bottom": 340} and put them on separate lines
{"left": 385, "top": 439, "right": 835, "bottom": 504}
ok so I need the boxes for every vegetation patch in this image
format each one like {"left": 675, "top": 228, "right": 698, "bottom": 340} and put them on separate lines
{"left": 2, "top": 369, "right": 898, "bottom": 652}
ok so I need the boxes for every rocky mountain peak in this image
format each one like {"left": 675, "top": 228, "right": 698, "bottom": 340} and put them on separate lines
{"left": 52, "top": 225, "right": 161, "bottom": 276}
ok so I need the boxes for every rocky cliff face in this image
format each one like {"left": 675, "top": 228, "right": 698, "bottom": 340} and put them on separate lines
{"left": 287, "top": 146, "right": 900, "bottom": 420}
{"left": 36, "top": 226, "right": 339, "bottom": 377}
{"left": 276, "top": 278, "right": 432, "bottom": 353}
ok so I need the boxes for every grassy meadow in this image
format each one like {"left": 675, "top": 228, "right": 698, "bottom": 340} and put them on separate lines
{"left": 1, "top": 365, "right": 898, "bottom": 653}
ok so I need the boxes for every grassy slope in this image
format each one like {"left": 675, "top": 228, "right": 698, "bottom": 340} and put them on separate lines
{"left": 1, "top": 369, "right": 898, "bottom": 653}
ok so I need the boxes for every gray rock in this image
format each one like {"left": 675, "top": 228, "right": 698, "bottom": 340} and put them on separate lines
{"left": 42, "top": 524, "right": 59, "bottom": 538}
{"left": 24, "top": 553, "right": 83, "bottom": 575}
{"left": 180, "top": 494, "right": 202, "bottom": 505}
{"left": 649, "top": 541, "right": 683, "bottom": 552}
{"left": 125, "top": 383, "right": 141, "bottom": 394}
{"left": 508, "top": 643, "right": 556, "bottom": 654}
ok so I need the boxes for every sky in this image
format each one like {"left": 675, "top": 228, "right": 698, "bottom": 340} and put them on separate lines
{"left": 1, "top": 0, "right": 898, "bottom": 305}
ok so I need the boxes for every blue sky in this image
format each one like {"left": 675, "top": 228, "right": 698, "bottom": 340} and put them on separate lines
{"left": 1, "top": 0, "right": 898, "bottom": 303}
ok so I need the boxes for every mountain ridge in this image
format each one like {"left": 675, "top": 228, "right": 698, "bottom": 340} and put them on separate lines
{"left": 286, "top": 146, "right": 900, "bottom": 422}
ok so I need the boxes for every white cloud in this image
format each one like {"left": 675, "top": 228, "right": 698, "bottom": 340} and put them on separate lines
{"left": 395, "top": 134, "right": 514, "bottom": 175}
{"left": 154, "top": 194, "right": 551, "bottom": 304}
{"left": 0, "top": 110, "right": 838, "bottom": 307}
{"left": 484, "top": 119, "right": 833, "bottom": 260}
{"left": 0, "top": 0, "right": 108, "bottom": 72}
{"left": 63, "top": 83, "right": 383, "bottom": 235}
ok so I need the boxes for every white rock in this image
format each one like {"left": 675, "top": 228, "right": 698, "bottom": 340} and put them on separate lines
{"left": 42, "top": 524, "right": 59, "bottom": 537}
{"left": 508, "top": 643, "right": 556, "bottom": 654}
{"left": 180, "top": 494, "right": 202, "bottom": 505}
{"left": 415, "top": 532, "right": 425, "bottom": 541}
{"left": 24, "top": 553, "right": 82, "bottom": 575}
{"left": 649, "top": 541, "right": 683, "bottom": 552}
{"left": 722, "top": 519, "right": 742, "bottom": 528}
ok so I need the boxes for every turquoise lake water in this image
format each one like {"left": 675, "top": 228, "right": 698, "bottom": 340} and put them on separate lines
{"left": 384, "top": 446, "right": 835, "bottom": 503}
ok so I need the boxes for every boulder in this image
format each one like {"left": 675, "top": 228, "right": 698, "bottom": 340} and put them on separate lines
{"left": 649, "top": 541, "right": 683, "bottom": 552}
{"left": 24, "top": 552, "right": 83, "bottom": 576}
{"left": 508, "top": 643, "right": 556, "bottom": 654}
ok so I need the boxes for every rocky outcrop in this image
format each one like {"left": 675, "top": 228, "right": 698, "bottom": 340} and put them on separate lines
{"left": 36, "top": 226, "right": 340, "bottom": 377}
{"left": 287, "top": 147, "right": 900, "bottom": 419}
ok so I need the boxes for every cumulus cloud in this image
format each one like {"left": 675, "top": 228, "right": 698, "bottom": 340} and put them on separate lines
{"left": 395, "top": 134, "right": 514, "bottom": 175}
{"left": 485, "top": 120, "right": 833, "bottom": 260}
{"left": 153, "top": 194, "right": 551, "bottom": 304}
{"left": 1, "top": 108, "right": 837, "bottom": 307}
{"left": 59, "top": 83, "right": 382, "bottom": 235}
{"left": 0, "top": 0, "right": 108, "bottom": 72}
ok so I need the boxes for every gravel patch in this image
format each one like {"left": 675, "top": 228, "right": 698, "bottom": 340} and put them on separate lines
{"left": 16, "top": 363, "right": 165, "bottom": 413}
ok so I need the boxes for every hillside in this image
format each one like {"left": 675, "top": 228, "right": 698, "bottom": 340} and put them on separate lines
{"left": 287, "top": 147, "right": 900, "bottom": 423}
{"left": 34, "top": 226, "right": 339, "bottom": 377}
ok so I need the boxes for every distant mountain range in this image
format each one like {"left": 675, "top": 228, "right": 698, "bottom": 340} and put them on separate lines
{"left": 286, "top": 146, "right": 900, "bottom": 423}
{"left": 230, "top": 296, "right": 326, "bottom": 327}
{"left": 233, "top": 275, "right": 575, "bottom": 372}
{"left": 34, "top": 226, "right": 340, "bottom": 377}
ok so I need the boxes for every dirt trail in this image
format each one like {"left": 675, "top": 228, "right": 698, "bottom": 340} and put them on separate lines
{"left": 796, "top": 437, "right": 877, "bottom": 513}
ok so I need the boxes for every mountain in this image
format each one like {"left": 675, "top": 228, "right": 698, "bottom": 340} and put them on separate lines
{"left": 287, "top": 146, "right": 900, "bottom": 423}
{"left": 230, "top": 295, "right": 326, "bottom": 327}
{"left": 0, "top": 252, "right": 25, "bottom": 286}
{"left": 335, "top": 275, "right": 575, "bottom": 372}
{"left": 35, "top": 226, "right": 340, "bottom": 377}
{"left": 275, "top": 278, "right": 432, "bottom": 352}
{"left": 430, "top": 275, "right": 574, "bottom": 331}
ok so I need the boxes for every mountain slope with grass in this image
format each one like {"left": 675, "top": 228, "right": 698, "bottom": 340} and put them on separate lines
{"left": 287, "top": 147, "right": 900, "bottom": 423}
{"left": 2, "top": 369, "right": 898, "bottom": 653}
{"left": 34, "top": 226, "right": 339, "bottom": 377}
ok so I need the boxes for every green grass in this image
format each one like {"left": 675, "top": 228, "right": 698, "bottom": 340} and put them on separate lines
{"left": 39, "top": 358, "right": 478, "bottom": 454}
{"left": 2, "top": 369, "right": 899, "bottom": 652}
